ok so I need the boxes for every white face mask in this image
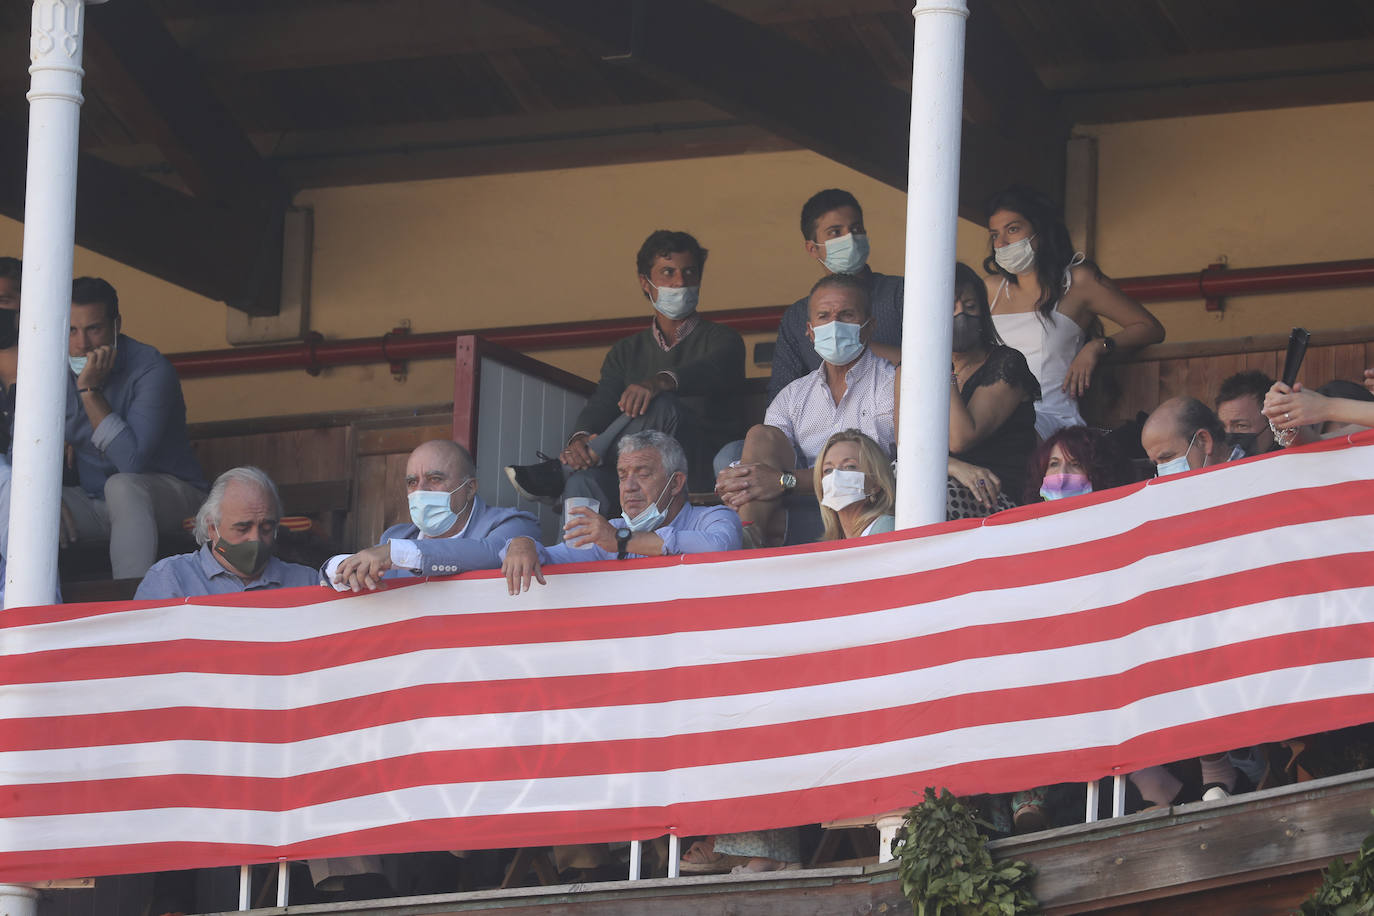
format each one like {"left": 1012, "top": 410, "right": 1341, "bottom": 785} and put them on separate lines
{"left": 821, "top": 469, "right": 868, "bottom": 511}
{"left": 821, "top": 233, "right": 870, "bottom": 274}
{"left": 621, "top": 475, "right": 676, "bottom": 532}
{"left": 994, "top": 235, "right": 1037, "bottom": 274}
{"left": 1155, "top": 431, "right": 1199, "bottom": 478}
{"left": 647, "top": 281, "right": 699, "bottom": 320}
{"left": 811, "top": 318, "right": 868, "bottom": 366}
{"left": 69, "top": 338, "right": 117, "bottom": 376}
{"left": 407, "top": 478, "right": 474, "bottom": 536}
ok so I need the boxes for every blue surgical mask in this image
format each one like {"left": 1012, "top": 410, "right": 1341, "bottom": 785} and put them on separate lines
{"left": 821, "top": 233, "right": 870, "bottom": 274}
{"left": 812, "top": 318, "right": 868, "bottom": 366}
{"left": 620, "top": 476, "right": 675, "bottom": 532}
{"left": 1155, "top": 431, "right": 1199, "bottom": 478}
{"left": 68, "top": 355, "right": 87, "bottom": 376}
{"left": 647, "top": 281, "right": 699, "bottom": 320}
{"left": 407, "top": 478, "right": 473, "bottom": 536}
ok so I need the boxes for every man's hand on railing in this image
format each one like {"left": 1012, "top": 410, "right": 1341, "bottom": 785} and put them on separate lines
{"left": 503, "top": 537, "right": 546, "bottom": 595}
{"left": 332, "top": 544, "right": 393, "bottom": 592}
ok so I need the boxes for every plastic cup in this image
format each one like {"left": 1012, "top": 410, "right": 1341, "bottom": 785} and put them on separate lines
{"left": 563, "top": 497, "right": 600, "bottom": 547}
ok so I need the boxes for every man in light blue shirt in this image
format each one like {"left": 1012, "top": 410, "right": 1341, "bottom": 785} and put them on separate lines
{"left": 135, "top": 466, "right": 318, "bottom": 600}
{"left": 502, "top": 430, "right": 742, "bottom": 594}
{"left": 325, "top": 438, "right": 539, "bottom": 592}
{"left": 62, "top": 277, "right": 208, "bottom": 579}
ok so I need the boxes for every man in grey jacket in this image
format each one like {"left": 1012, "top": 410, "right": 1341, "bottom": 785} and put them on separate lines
{"left": 325, "top": 438, "right": 539, "bottom": 591}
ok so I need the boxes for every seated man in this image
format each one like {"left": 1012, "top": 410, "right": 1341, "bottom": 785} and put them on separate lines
{"left": 325, "top": 438, "right": 539, "bottom": 591}
{"left": 1215, "top": 370, "right": 1279, "bottom": 456}
{"left": 505, "top": 230, "right": 745, "bottom": 517}
{"left": 502, "top": 430, "right": 742, "bottom": 594}
{"left": 133, "top": 466, "right": 318, "bottom": 913}
{"left": 716, "top": 274, "right": 896, "bottom": 547}
{"left": 136, "top": 466, "right": 318, "bottom": 599}
{"left": 768, "top": 188, "right": 903, "bottom": 401}
{"left": 1141, "top": 397, "right": 1263, "bottom": 800}
{"left": 1141, "top": 396, "right": 1240, "bottom": 475}
{"left": 62, "top": 277, "right": 208, "bottom": 579}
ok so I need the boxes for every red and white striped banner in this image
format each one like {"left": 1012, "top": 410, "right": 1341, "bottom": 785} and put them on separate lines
{"left": 2, "top": 433, "right": 1373, "bottom": 881}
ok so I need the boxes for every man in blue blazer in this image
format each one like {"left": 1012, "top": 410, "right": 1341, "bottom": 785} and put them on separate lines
{"left": 325, "top": 438, "right": 539, "bottom": 592}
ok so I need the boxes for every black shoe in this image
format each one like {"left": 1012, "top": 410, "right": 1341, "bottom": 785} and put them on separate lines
{"left": 505, "top": 454, "right": 565, "bottom": 505}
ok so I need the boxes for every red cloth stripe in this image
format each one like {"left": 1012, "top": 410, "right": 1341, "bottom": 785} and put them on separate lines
{"left": 8, "top": 623, "right": 1371, "bottom": 817}
{"left": 6, "top": 553, "right": 1369, "bottom": 752}
{"left": 2, "top": 694, "right": 1368, "bottom": 884}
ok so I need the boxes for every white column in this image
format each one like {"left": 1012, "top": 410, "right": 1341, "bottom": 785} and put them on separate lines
{"left": 894, "top": 0, "right": 969, "bottom": 529}
{"left": 6, "top": 0, "right": 105, "bottom": 611}
{"left": 0, "top": 884, "right": 39, "bottom": 916}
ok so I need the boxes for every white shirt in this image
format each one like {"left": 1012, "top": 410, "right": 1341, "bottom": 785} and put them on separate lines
{"left": 323, "top": 507, "right": 476, "bottom": 590}
{"left": 764, "top": 348, "right": 896, "bottom": 466}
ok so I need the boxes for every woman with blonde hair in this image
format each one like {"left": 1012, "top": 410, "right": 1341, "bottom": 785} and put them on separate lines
{"left": 814, "top": 429, "right": 896, "bottom": 540}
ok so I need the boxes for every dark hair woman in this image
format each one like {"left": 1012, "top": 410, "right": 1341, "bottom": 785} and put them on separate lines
{"left": 982, "top": 185, "right": 1164, "bottom": 439}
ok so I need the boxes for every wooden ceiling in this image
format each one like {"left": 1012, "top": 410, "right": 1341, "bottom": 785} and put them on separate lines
{"left": 1, "top": 0, "right": 1371, "bottom": 314}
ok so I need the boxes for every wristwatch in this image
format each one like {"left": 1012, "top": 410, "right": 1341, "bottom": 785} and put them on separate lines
{"left": 779, "top": 471, "right": 797, "bottom": 492}
{"left": 1099, "top": 336, "right": 1117, "bottom": 355}
{"left": 615, "top": 527, "right": 633, "bottom": 560}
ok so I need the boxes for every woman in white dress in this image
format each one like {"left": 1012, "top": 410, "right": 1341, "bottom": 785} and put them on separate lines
{"left": 982, "top": 186, "right": 1165, "bottom": 439}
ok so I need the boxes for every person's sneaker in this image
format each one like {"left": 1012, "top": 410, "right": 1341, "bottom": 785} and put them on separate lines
{"left": 1201, "top": 784, "right": 1231, "bottom": 802}
{"left": 505, "top": 455, "right": 565, "bottom": 506}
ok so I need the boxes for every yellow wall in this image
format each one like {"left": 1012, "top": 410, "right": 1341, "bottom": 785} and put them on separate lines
{"left": 1, "top": 100, "right": 1370, "bottom": 424}
{"left": 0, "top": 149, "right": 985, "bottom": 423}
{"left": 1079, "top": 100, "right": 1374, "bottom": 340}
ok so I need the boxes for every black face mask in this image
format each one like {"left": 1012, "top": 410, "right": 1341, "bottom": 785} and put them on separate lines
{"left": 951, "top": 312, "right": 983, "bottom": 353}
{"left": 0, "top": 309, "right": 18, "bottom": 350}
{"left": 1224, "top": 431, "right": 1260, "bottom": 456}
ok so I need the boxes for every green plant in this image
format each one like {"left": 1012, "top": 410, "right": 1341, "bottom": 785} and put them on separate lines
{"left": 1300, "top": 812, "right": 1374, "bottom": 915}
{"left": 894, "top": 787, "right": 1039, "bottom": 916}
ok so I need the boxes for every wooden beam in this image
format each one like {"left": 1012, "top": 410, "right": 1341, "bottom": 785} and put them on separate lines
{"left": 84, "top": 0, "right": 278, "bottom": 206}
{"left": 84, "top": 102, "right": 799, "bottom": 190}
{"left": 0, "top": 123, "right": 282, "bottom": 317}
{"left": 80, "top": 0, "right": 286, "bottom": 316}
{"left": 961, "top": 0, "right": 1069, "bottom": 210}
{"left": 501, "top": 0, "right": 913, "bottom": 190}
{"left": 1040, "top": 38, "right": 1374, "bottom": 124}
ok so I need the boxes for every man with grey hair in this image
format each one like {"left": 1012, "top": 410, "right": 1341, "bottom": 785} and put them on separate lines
{"left": 502, "top": 430, "right": 742, "bottom": 594}
{"left": 134, "top": 466, "right": 318, "bottom": 599}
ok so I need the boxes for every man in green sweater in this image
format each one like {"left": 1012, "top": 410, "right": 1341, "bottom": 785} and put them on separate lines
{"left": 506, "top": 230, "right": 745, "bottom": 517}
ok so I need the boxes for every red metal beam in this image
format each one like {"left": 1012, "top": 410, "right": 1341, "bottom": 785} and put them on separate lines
{"left": 166, "top": 258, "right": 1374, "bottom": 379}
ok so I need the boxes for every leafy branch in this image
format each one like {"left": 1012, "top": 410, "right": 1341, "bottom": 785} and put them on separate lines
{"left": 894, "top": 787, "right": 1039, "bottom": 916}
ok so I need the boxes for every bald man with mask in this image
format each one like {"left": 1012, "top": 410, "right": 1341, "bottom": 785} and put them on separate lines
{"left": 325, "top": 439, "right": 539, "bottom": 591}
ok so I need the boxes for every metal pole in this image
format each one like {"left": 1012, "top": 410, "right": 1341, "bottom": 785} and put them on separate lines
{"left": 238, "top": 865, "right": 251, "bottom": 910}
{"left": 667, "top": 835, "right": 680, "bottom": 879}
{"left": 627, "top": 840, "right": 642, "bottom": 880}
{"left": 894, "top": 0, "right": 969, "bottom": 528}
{"left": 6, "top": 0, "right": 106, "bottom": 610}
{"left": 1084, "top": 780, "right": 1100, "bottom": 823}
{"left": 1111, "top": 775, "right": 1127, "bottom": 818}
{"left": 275, "top": 861, "right": 289, "bottom": 906}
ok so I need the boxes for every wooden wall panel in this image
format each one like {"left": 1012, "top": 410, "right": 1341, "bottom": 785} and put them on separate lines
{"left": 1089, "top": 338, "right": 1374, "bottom": 430}
{"left": 191, "top": 427, "right": 351, "bottom": 484}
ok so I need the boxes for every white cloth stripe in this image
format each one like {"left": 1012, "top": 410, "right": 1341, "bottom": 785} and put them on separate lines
{"left": 5, "top": 444, "right": 1370, "bottom": 655}
{"left": 6, "top": 658, "right": 1370, "bottom": 852}
{"left": 3, "top": 516, "right": 1368, "bottom": 720}
{"left": 5, "top": 588, "right": 1370, "bottom": 786}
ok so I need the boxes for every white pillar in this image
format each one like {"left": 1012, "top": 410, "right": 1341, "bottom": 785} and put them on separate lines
{"left": 876, "top": 813, "right": 906, "bottom": 863}
{"left": 894, "top": 0, "right": 969, "bottom": 529}
{"left": 0, "top": 884, "right": 39, "bottom": 916}
{"left": 6, "top": 0, "right": 104, "bottom": 610}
